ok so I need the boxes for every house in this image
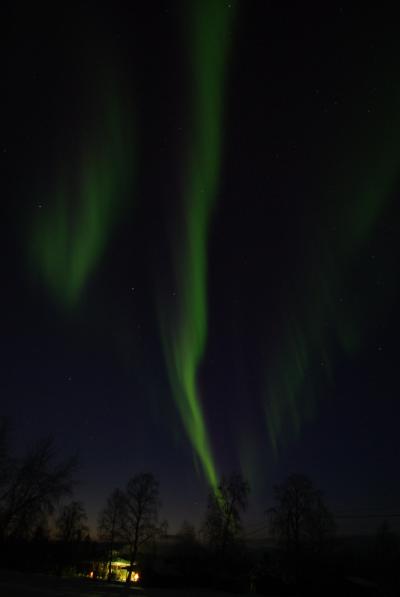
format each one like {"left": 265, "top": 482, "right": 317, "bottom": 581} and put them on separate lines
{"left": 88, "top": 556, "right": 140, "bottom": 583}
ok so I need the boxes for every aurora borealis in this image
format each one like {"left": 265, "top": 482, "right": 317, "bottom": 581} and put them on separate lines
{"left": 264, "top": 62, "right": 400, "bottom": 456}
{"left": 159, "top": 0, "right": 236, "bottom": 489}
{"left": 3, "top": 2, "right": 400, "bottom": 532}
{"left": 31, "top": 76, "right": 134, "bottom": 307}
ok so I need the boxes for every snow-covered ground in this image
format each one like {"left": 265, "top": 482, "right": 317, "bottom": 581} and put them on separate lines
{"left": 0, "top": 571, "right": 255, "bottom": 597}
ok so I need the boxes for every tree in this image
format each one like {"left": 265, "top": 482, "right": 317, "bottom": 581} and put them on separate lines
{"left": 0, "top": 418, "right": 12, "bottom": 492}
{"left": 268, "top": 474, "right": 335, "bottom": 557}
{"left": 374, "top": 521, "right": 399, "bottom": 571}
{"left": 120, "top": 473, "right": 166, "bottom": 583}
{"left": 98, "top": 489, "right": 125, "bottom": 580}
{"left": 0, "top": 436, "right": 76, "bottom": 541}
{"left": 56, "top": 501, "right": 88, "bottom": 543}
{"left": 177, "top": 520, "right": 197, "bottom": 545}
{"left": 174, "top": 520, "right": 203, "bottom": 580}
{"left": 202, "top": 473, "right": 250, "bottom": 557}
{"left": 55, "top": 501, "right": 89, "bottom": 575}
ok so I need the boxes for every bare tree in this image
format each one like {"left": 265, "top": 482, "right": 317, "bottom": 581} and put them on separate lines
{"left": 0, "top": 436, "right": 76, "bottom": 541}
{"left": 268, "top": 474, "right": 335, "bottom": 556}
{"left": 203, "top": 473, "right": 250, "bottom": 557}
{"left": 177, "top": 520, "right": 197, "bottom": 545}
{"left": 174, "top": 520, "right": 203, "bottom": 579}
{"left": 120, "top": 473, "right": 166, "bottom": 583}
{"left": 98, "top": 489, "right": 125, "bottom": 580}
{"left": 0, "top": 418, "right": 12, "bottom": 492}
{"left": 56, "top": 500, "right": 88, "bottom": 543}
{"left": 374, "top": 521, "right": 399, "bottom": 571}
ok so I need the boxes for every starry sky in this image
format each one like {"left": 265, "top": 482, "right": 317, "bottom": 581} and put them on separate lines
{"left": 2, "top": 2, "right": 400, "bottom": 535}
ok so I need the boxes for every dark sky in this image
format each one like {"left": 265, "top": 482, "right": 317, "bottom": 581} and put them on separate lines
{"left": 2, "top": 2, "right": 400, "bottom": 535}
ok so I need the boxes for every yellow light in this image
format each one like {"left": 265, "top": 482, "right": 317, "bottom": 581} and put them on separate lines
{"left": 89, "top": 571, "right": 94, "bottom": 578}
{"left": 132, "top": 572, "right": 140, "bottom": 582}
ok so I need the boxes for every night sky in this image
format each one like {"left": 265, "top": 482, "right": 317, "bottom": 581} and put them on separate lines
{"left": 2, "top": 2, "right": 400, "bottom": 535}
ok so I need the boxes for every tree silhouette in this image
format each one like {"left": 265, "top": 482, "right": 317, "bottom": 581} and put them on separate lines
{"left": 55, "top": 500, "right": 88, "bottom": 575}
{"left": 203, "top": 473, "right": 250, "bottom": 557}
{"left": 98, "top": 488, "right": 125, "bottom": 580}
{"left": 120, "top": 473, "right": 166, "bottom": 583}
{"left": 0, "top": 418, "right": 12, "bottom": 492}
{"left": 56, "top": 501, "right": 88, "bottom": 543}
{"left": 268, "top": 473, "right": 335, "bottom": 557}
{"left": 177, "top": 520, "right": 197, "bottom": 545}
{"left": 0, "top": 435, "right": 76, "bottom": 541}
{"left": 374, "top": 520, "right": 399, "bottom": 572}
{"left": 174, "top": 520, "right": 203, "bottom": 580}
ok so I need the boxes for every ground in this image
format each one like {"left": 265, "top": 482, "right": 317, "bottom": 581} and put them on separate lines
{"left": 0, "top": 571, "right": 256, "bottom": 597}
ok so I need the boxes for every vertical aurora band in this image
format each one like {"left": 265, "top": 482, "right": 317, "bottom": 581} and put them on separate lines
{"left": 160, "top": 1, "right": 236, "bottom": 489}
{"left": 31, "top": 81, "right": 133, "bottom": 307}
{"left": 264, "top": 79, "right": 400, "bottom": 455}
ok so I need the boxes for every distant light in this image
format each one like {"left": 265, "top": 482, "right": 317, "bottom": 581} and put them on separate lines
{"left": 133, "top": 572, "right": 140, "bottom": 582}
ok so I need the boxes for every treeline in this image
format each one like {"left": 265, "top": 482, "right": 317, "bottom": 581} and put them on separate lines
{"left": 0, "top": 419, "right": 75, "bottom": 543}
{"left": 1, "top": 419, "right": 400, "bottom": 595}
{"left": 0, "top": 417, "right": 88, "bottom": 573}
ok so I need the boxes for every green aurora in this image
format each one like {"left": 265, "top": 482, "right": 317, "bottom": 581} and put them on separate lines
{"left": 264, "top": 77, "right": 400, "bottom": 455}
{"left": 31, "top": 81, "right": 133, "bottom": 308}
{"left": 159, "top": 1, "right": 236, "bottom": 489}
